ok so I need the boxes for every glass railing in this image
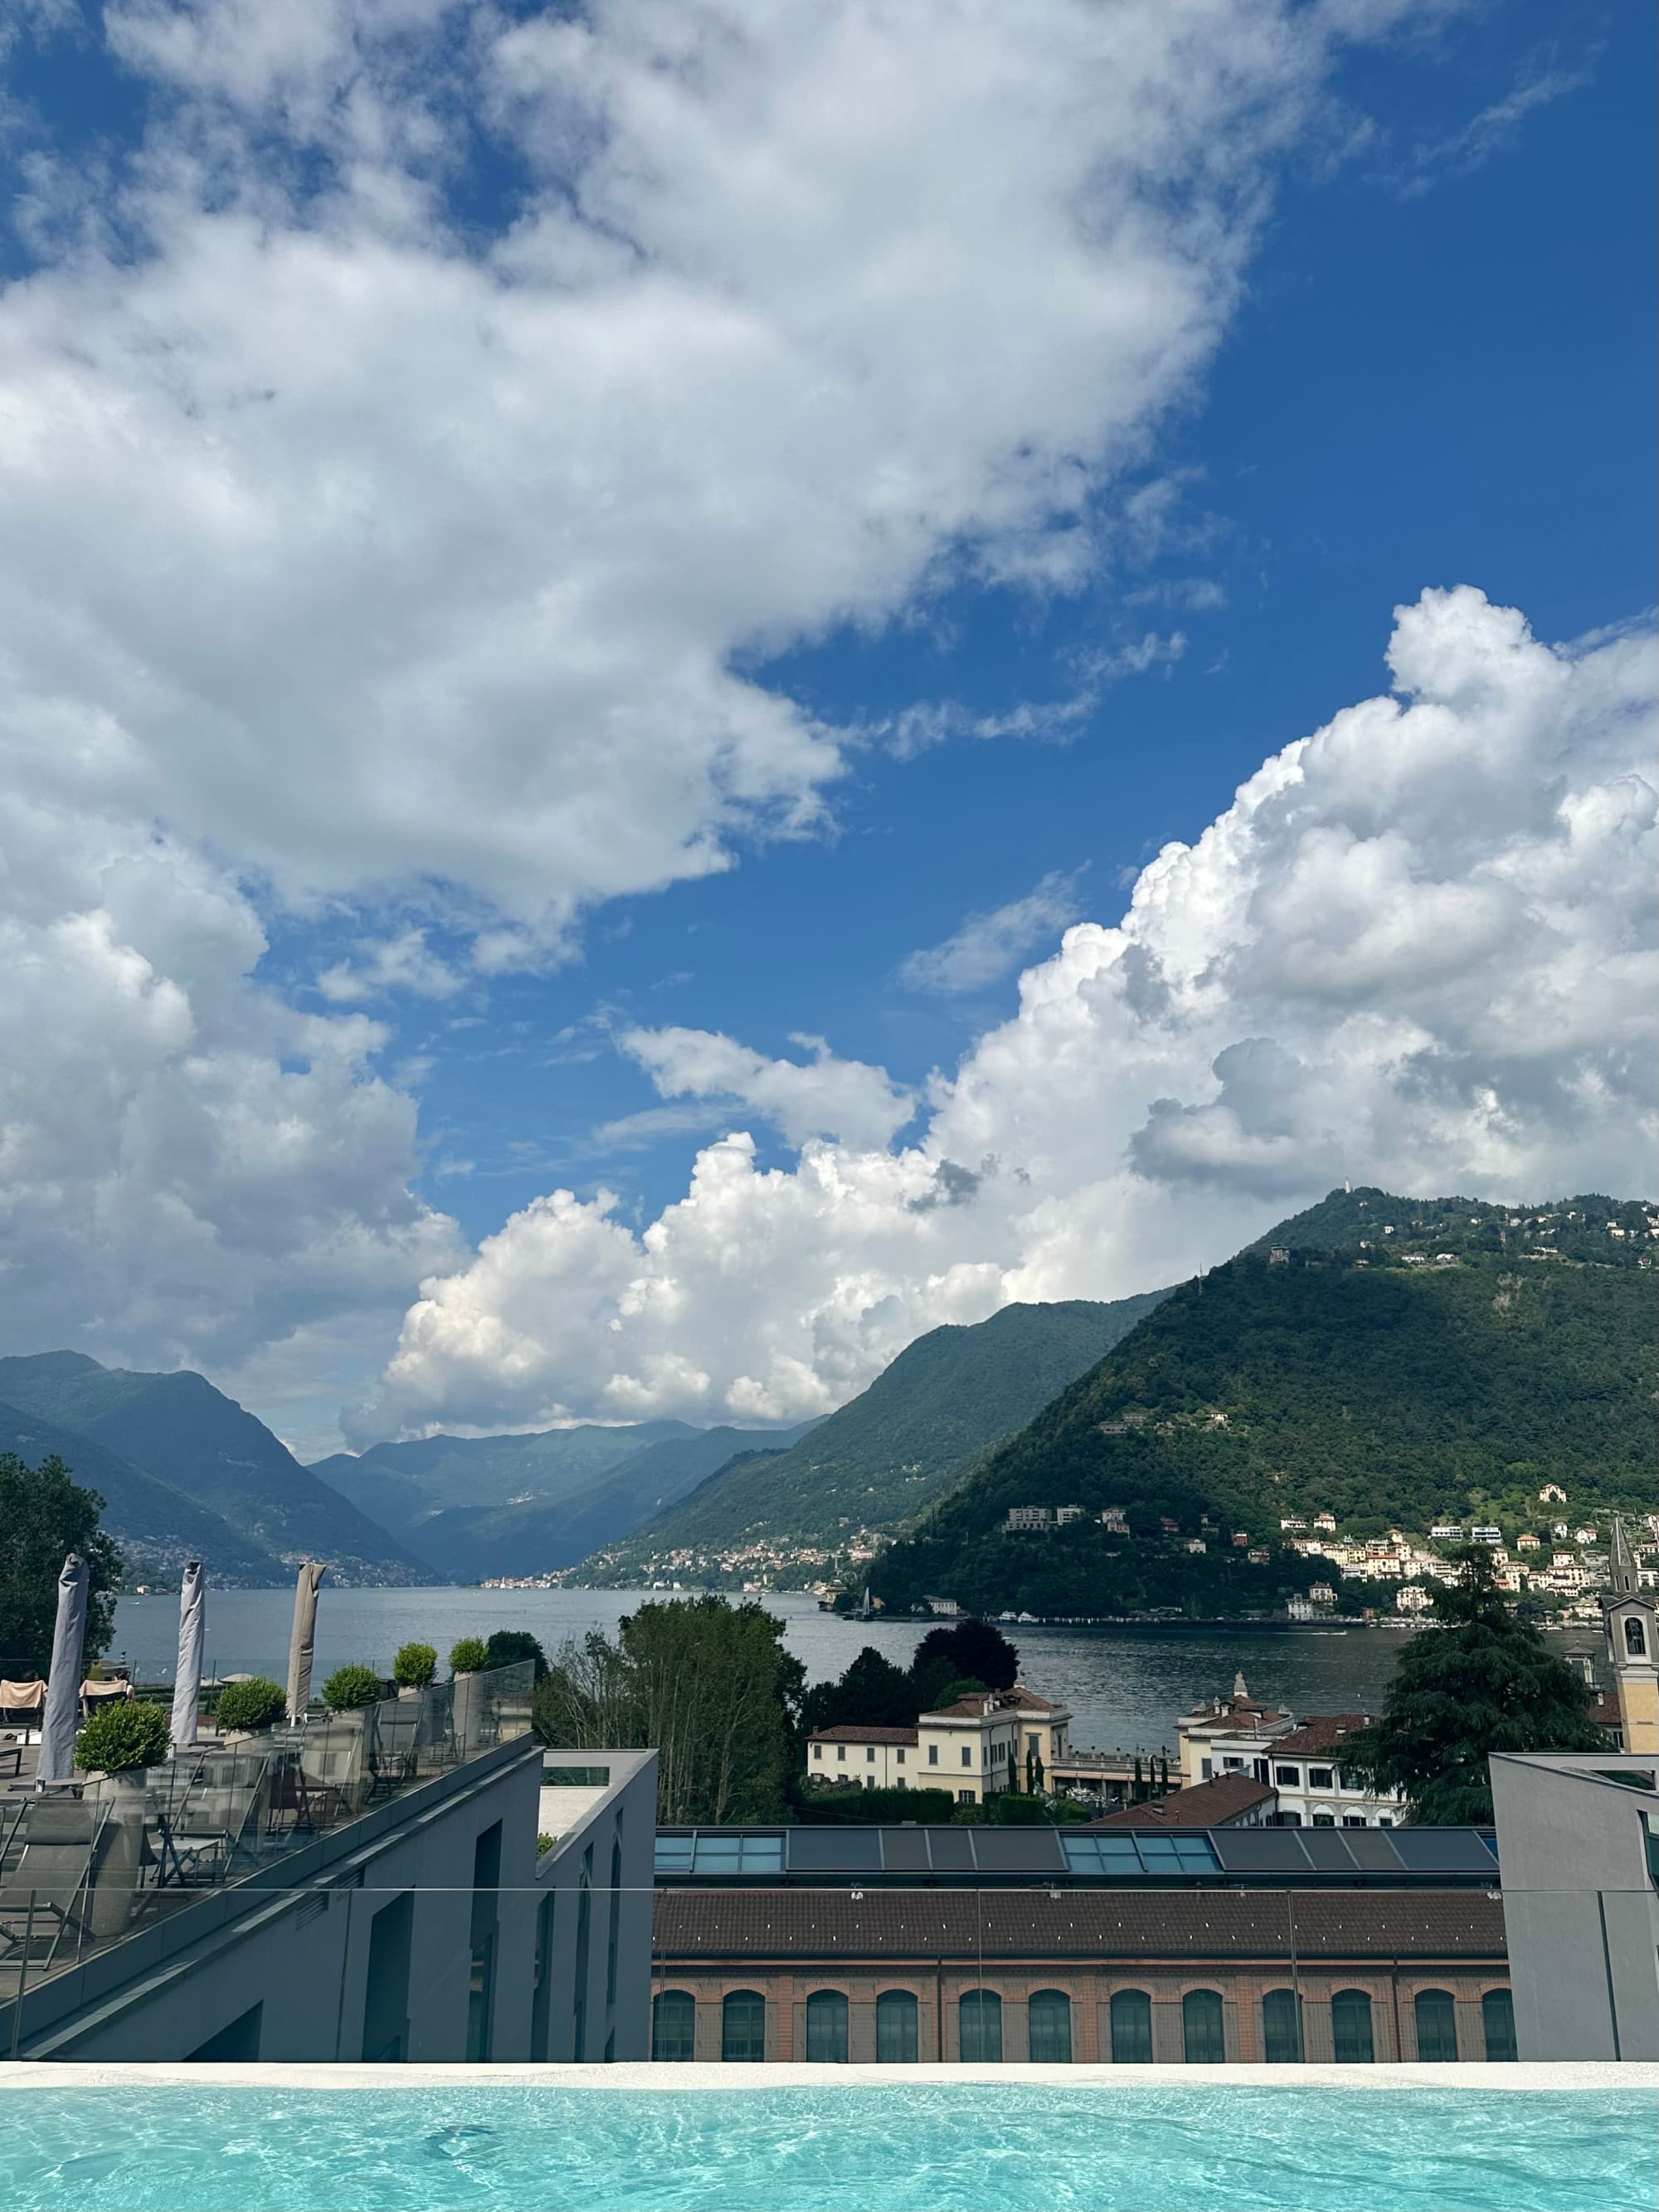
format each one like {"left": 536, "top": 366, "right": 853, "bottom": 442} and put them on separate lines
{"left": 0, "top": 1662, "right": 535, "bottom": 2024}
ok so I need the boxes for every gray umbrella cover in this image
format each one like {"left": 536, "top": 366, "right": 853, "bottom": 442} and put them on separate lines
{"left": 37, "top": 1553, "right": 90, "bottom": 1783}
{"left": 170, "top": 1562, "right": 206, "bottom": 1750}
{"left": 285, "top": 1561, "right": 326, "bottom": 1722}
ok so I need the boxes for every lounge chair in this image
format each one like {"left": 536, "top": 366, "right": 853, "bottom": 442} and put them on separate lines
{"left": 0, "top": 1798, "right": 108, "bottom": 1974}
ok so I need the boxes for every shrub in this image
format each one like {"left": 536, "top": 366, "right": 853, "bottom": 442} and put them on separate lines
{"left": 321, "top": 1663, "right": 383, "bottom": 1713}
{"left": 392, "top": 1642, "right": 437, "bottom": 1689}
{"left": 75, "top": 1700, "right": 170, "bottom": 1774}
{"left": 537, "top": 1831, "right": 555, "bottom": 1857}
{"left": 215, "top": 1677, "right": 287, "bottom": 1732}
{"left": 449, "top": 1637, "right": 488, "bottom": 1676}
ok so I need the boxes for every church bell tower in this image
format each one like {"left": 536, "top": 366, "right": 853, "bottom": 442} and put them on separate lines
{"left": 1603, "top": 1516, "right": 1659, "bottom": 1754}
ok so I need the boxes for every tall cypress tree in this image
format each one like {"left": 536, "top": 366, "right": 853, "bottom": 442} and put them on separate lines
{"left": 1337, "top": 1550, "right": 1608, "bottom": 1824}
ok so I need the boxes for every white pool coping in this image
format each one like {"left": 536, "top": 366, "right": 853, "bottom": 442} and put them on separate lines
{"left": 1, "top": 2061, "right": 1652, "bottom": 2091}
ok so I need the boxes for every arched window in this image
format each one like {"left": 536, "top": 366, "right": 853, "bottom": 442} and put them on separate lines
{"left": 1109, "top": 1989, "right": 1153, "bottom": 2064}
{"left": 875, "top": 1990, "right": 918, "bottom": 2063}
{"left": 959, "top": 1989, "right": 1002, "bottom": 2063}
{"left": 1261, "top": 1988, "right": 1302, "bottom": 2063}
{"left": 1481, "top": 1988, "right": 1517, "bottom": 2063}
{"left": 1331, "top": 1989, "right": 1374, "bottom": 2064}
{"left": 805, "top": 1989, "right": 849, "bottom": 2063}
{"left": 721, "top": 1990, "right": 766, "bottom": 2063}
{"left": 1627, "top": 1616, "right": 1647, "bottom": 1659}
{"left": 1414, "top": 1988, "right": 1457, "bottom": 2063}
{"left": 1027, "top": 1989, "right": 1072, "bottom": 2063}
{"left": 652, "top": 1990, "right": 695, "bottom": 2063}
{"left": 1182, "top": 1989, "right": 1225, "bottom": 2063}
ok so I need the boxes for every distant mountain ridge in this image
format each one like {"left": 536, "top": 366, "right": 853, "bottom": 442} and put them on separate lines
{"left": 309, "top": 1418, "right": 819, "bottom": 1581}
{"left": 585, "top": 1289, "right": 1174, "bottom": 1577}
{"left": 0, "top": 1352, "right": 428, "bottom": 1586}
{"left": 873, "top": 1189, "right": 1658, "bottom": 1619}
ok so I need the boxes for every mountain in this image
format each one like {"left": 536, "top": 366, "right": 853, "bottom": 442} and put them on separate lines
{"left": 309, "top": 1419, "right": 817, "bottom": 1580}
{"left": 585, "top": 1290, "right": 1174, "bottom": 1579}
{"left": 873, "top": 1189, "right": 1659, "bottom": 1620}
{"left": 0, "top": 1352, "right": 427, "bottom": 1586}
{"left": 0, "top": 1396, "right": 288, "bottom": 1586}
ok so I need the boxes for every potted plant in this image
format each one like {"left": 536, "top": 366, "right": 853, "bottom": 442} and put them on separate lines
{"left": 75, "top": 1699, "right": 170, "bottom": 1777}
{"left": 213, "top": 1677, "right": 287, "bottom": 1737}
{"left": 392, "top": 1643, "right": 437, "bottom": 1698}
{"left": 321, "top": 1664, "right": 383, "bottom": 1713}
{"left": 75, "top": 1701, "right": 170, "bottom": 1935}
{"left": 449, "top": 1639, "right": 488, "bottom": 1752}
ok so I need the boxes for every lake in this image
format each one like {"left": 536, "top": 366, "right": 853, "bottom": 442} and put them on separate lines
{"left": 104, "top": 1585, "right": 1591, "bottom": 1756}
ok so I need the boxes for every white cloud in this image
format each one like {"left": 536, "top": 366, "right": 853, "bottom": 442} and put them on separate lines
{"left": 899, "top": 871, "right": 1092, "bottom": 995}
{"left": 317, "top": 928, "right": 466, "bottom": 1003}
{"left": 621, "top": 1028, "right": 917, "bottom": 1152}
{"left": 361, "top": 588, "right": 1658, "bottom": 1439}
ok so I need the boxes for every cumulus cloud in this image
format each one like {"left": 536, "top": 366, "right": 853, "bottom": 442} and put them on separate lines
{"left": 899, "top": 871, "right": 1092, "bottom": 994}
{"left": 317, "top": 929, "right": 466, "bottom": 1004}
{"left": 622, "top": 1028, "right": 917, "bottom": 1152}
{"left": 360, "top": 588, "right": 1658, "bottom": 1439}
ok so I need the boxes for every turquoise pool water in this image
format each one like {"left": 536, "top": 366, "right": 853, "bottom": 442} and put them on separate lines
{"left": 0, "top": 2086, "right": 1652, "bottom": 2211}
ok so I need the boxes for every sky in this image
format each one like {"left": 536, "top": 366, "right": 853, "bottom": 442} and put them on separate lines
{"left": 0, "top": 0, "right": 1652, "bottom": 1459}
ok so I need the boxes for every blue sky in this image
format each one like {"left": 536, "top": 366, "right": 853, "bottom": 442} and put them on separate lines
{"left": 0, "top": 0, "right": 1652, "bottom": 1453}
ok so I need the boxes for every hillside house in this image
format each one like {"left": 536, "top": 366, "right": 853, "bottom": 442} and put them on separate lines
{"left": 1005, "top": 1507, "right": 1052, "bottom": 1532}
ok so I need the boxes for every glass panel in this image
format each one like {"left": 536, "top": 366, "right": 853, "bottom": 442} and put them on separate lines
{"left": 654, "top": 1836, "right": 694, "bottom": 1873}
{"left": 1262, "top": 1988, "right": 1302, "bottom": 2063}
{"left": 805, "top": 1990, "right": 849, "bottom": 2063}
{"left": 1414, "top": 1989, "right": 1458, "bottom": 2063}
{"left": 1481, "top": 1988, "right": 1517, "bottom": 2063}
{"left": 1331, "top": 1989, "right": 1374, "bottom": 2064}
{"left": 652, "top": 1990, "right": 695, "bottom": 2063}
{"left": 1110, "top": 1989, "right": 1153, "bottom": 2064}
{"left": 1182, "top": 1989, "right": 1224, "bottom": 2063}
{"left": 959, "top": 1990, "right": 1002, "bottom": 2063}
{"left": 1027, "top": 1990, "right": 1072, "bottom": 2063}
{"left": 876, "top": 1990, "right": 919, "bottom": 2063}
{"left": 722, "top": 1990, "right": 766, "bottom": 2063}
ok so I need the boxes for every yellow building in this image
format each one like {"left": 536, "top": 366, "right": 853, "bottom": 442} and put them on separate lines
{"left": 806, "top": 1686, "right": 1073, "bottom": 1805}
{"left": 1605, "top": 1515, "right": 1658, "bottom": 1754}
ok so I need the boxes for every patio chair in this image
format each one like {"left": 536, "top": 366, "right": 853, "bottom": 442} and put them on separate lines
{"left": 366, "top": 1701, "right": 421, "bottom": 1799}
{"left": 0, "top": 1798, "right": 108, "bottom": 1974}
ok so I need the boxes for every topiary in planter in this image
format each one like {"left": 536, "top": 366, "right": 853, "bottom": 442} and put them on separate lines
{"left": 449, "top": 1638, "right": 488, "bottom": 1677}
{"left": 75, "top": 1700, "right": 171, "bottom": 1774}
{"left": 321, "top": 1663, "right": 383, "bottom": 1713}
{"left": 215, "top": 1677, "right": 287, "bottom": 1733}
{"left": 392, "top": 1642, "right": 437, "bottom": 1689}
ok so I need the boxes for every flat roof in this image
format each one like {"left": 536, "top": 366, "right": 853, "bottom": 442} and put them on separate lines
{"left": 654, "top": 1825, "right": 1501, "bottom": 1888}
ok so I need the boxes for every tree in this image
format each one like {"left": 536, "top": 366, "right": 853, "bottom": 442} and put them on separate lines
{"left": 393, "top": 1643, "right": 437, "bottom": 1688}
{"left": 0, "top": 1453, "right": 122, "bottom": 1681}
{"left": 75, "top": 1701, "right": 169, "bottom": 1774}
{"left": 800, "top": 1645, "right": 917, "bottom": 1736}
{"left": 911, "top": 1619, "right": 1019, "bottom": 1691}
{"left": 321, "top": 1664, "right": 382, "bottom": 1711}
{"left": 533, "top": 1597, "right": 802, "bottom": 1825}
{"left": 482, "top": 1630, "right": 548, "bottom": 1682}
{"left": 1337, "top": 1550, "right": 1608, "bottom": 1823}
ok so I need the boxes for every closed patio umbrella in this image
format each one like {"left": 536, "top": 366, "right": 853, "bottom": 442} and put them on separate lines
{"left": 285, "top": 1561, "right": 325, "bottom": 1723}
{"left": 37, "top": 1554, "right": 90, "bottom": 1783}
{"left": 170, "top": 1562, "right": 206, "bottom": 1751}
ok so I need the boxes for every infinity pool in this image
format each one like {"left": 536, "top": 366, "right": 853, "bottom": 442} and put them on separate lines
{"left": 1, "top": 2078, "right": 1653, "bottom": 2211}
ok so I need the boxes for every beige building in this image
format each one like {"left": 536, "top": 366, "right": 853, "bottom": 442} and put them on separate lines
{"left": 807, "top": 1686, "right": 1072, "bottom": 1806}
{"left": 1175, "top": 1676, "right": 1402, "bottom": 1827}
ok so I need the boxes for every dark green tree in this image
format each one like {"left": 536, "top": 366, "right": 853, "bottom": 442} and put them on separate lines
{"left": 911, "top": 1619, "right": 1019, "bottom": 1690}
{"left": 800, "top": 1645, "right": 918, "bottom": 1735}
{"left": 482, "top": 1630, "right": 548, "bottom": 1682}
{"left": 0, "top": 1453, "right": 122, "bottom": 1680}
{"left": 1337, "top": 1550, "right": 1608, "bottom": 1823}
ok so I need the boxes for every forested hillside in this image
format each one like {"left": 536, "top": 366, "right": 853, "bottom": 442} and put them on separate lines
{"left": 587, "top": 1289, "right": 1171, "bottom": 1576}
{"left": 875, "top": 1189, "right": 1657, "bottom": 1618}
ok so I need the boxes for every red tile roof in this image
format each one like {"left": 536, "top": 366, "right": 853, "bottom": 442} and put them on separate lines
{"left": 810, "top": 1725, "right": 920, "bottom": 1746}
{"left": 1269, "top": 1715, "right": 1372, "bottom": 1757}
{"left": 1087, "top": 1773, "right": 1274, "bottom": 1829}
{"left": 654, "top": 1888, "right": 1506, "bottom": 1962}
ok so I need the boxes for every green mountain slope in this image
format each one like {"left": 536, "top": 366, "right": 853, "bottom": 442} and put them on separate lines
{"left": 309, "top": 1419, "right": 816, "bottom": 1579}
{"left": 873, "top": 1190, "right": 1658, "bottom": 1619}
{"left": 0, "top": 1352, "right": 426, "bottom": 1586}
{"left": 0, "top": 1397, "right": 288, "bottom": 1585}
{"left": 586, "top": 1291, "right": 1173, "bottom": 1576}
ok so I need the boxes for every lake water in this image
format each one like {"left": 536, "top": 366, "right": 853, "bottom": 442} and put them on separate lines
{"left": 105, "top": 1586, "right": 1597, "bottom": 1755}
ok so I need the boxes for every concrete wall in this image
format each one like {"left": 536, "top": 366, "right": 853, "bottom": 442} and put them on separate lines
{"left": 17, "top": 1741, "right": 544, "bottom": 2063}
{"left": 529, "top": 1751, "right": 658, "bottom": 2063}
{"left": 1491, "top": 1751, "right": 1659, "bottom": 2062}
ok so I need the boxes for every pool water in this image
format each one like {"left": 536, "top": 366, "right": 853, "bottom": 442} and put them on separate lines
{"left": 1, "top": 2085, "right": 1653, "bottom": 2212}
